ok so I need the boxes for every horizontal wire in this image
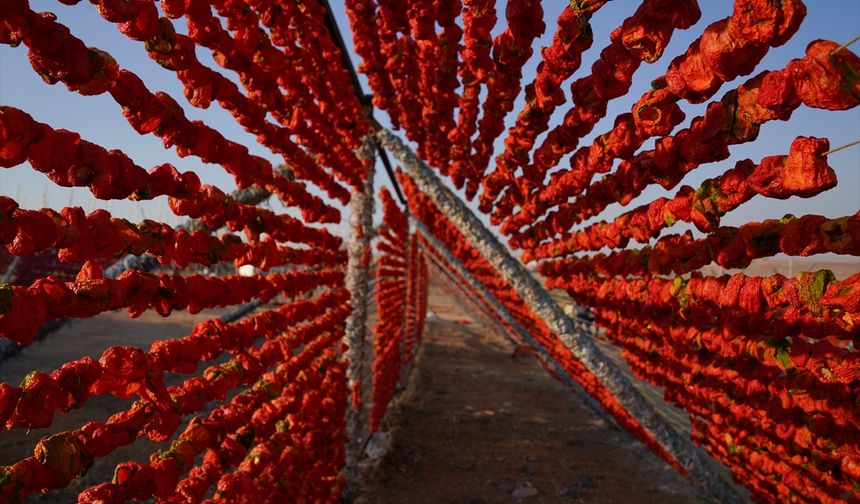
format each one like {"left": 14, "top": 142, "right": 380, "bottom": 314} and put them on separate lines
{"left": 831, "top": 34, "right": 860, "bottom": 54}
{"left": 824, "top": 139, "right": 860, "bottom": 156}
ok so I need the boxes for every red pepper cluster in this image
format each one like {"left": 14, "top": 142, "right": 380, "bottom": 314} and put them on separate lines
{"left": 545, "top": 269, "right": 858, "bottom": 340}
{"left": 370, "top": 276, "right": 405, "bottom": 432}
{"left": 370, "top": 188, "right": 413, "bottom": 432}
{"left": 398, "top": 0, "right": 464, "bottom": 171}
{"left": 0, "top": 260, "right": 344, "bottom": 345}
{"left": 203, "top": 0, "right": 366, "bottom": 183}
{"left": 403, "top": 237, "right": 428, "bottom": 364}
{"left": 400, "top": 153, "right": 859, "bottom": 500}
{"left": 486, "top": 0, "right": 703, "bottom": 215}
{"left": 367, "top": 0, "right": 464, "bottom": 170}
{"left": 77, "top": 330, "right": 349, "bottom": 503}
{"left": 446, "top": 0, "right": 496, "bottom": 194}
{"left": 194, "top": 0, "right": 370, "bottom": 197}
{"left": 0, "top": 289, "right": 347, "bottom": 430}
{"left": 0, "top": 1, "right": 358, "bottom": 204}
{"left": 502, "top": 32, "right": 860, "bottom": 499}
{"left": 83, "top": 0, "right": 364, "bottom": 196}
{"left": 490, "top": 0, "right": 807, "bottom": 222}
{"left": 425, "top": 0, "right": 462, "bottom": 172}
{"left": 511, "top": 136, "right": 835, "bottom": 252}
{"left": 0, "top": 0, "right": 415, "bottom": 502}
{"left": 506, "top": 44, "right": 857, "bottom": 245}
{"left": 375, "top": 0, "right": 424, "bottom": 144}
{"left": 544, "top": 267, "right": 859, "bottom": 502}
{"left": 487, "top": 0, "right": 610, "bottom": 192}
{"left": 0, "top": 291, "right": 353, "bottom": 502}
{"left": 423, "top": 177, "right": 858, "bottom": 502}
{"left": 532, "top": 212, "right": 860, "bottom": 277}
{"left": 0, "top": 197, "right": 345, "bottom": 271}
{"left": 348, "top": 0, "right": 547, "bottom": 197}
{"left": 3, "top": 0, "right": 859, "bottom": 501}
{"left": 504, "top": 40, "right": 859, "bottom": 250}
{"left": 461, "top": 0, "right": 545, "bottom": 196}
{"left": 0, "top": 106, "right": 339, "bottom": 224}
{"left": 345, "top": 0, "right": 403, "bottom": 128}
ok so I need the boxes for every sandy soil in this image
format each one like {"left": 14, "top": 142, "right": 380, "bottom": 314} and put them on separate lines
{"left": 357, "top": 286, "right": 703, "bottom": 504}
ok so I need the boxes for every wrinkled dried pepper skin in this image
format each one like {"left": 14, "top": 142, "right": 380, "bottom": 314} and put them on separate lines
{"left": 0, "top": 0, "right": 857, "bottom": 502}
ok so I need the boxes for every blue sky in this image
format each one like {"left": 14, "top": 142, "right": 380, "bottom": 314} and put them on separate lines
{"left": 1, "top": 1, "right": 858, "bottom": 252}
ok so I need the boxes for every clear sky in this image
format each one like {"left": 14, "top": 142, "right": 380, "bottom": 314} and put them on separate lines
{"left": 1, "top": 1, "right": 858, "bottom": 252}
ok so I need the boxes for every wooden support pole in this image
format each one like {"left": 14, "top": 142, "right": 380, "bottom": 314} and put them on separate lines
{"left": 342, "top": 135, "right": 377, "bottom": 495}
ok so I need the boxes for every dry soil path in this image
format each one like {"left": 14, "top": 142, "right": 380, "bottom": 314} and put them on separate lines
{"left": 359, "top": 283, "right": 703, "bottom": 504}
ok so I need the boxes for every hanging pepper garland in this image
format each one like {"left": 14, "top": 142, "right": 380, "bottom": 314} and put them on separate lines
{"left": 507, "top": 136, "right": 835, "bottom": 251}
{"left": 0, "top": 106, "right": 339, "bottom": 224}
{"left": 461, "top": 0, "right": 546, "bottom": 199}
{"left": 75, "top": 0, "right": 364, "bottom": 194}
{"left": 0, "top": 1, "right": 357, "bottom": 204}
{"left": 506, "top": 39, "right": 860, "bottom": 248}
{"left": 0, "top": 0, "right": 857, "bottom": 501}
{"left": 0, "top": 197, "right": 346, "bottom": 271}
{"left": 485, "top": 0, "right": 699, "bottom": 208}
{"left": 409, "top": 0, "right": 441, "bottom": 163}
{"left": 403, "top": 237, "right": 427, "bottom": 363}
{"left": 572, "top": 39, "right": 855, "bottom": 222}
{"left": 499, "top": 0, "right": 808, "bottom": 226}
{"left": 374, "top": 0, "right": 426, "bottom": 149}
{"left": 530, "top": 211, "right": 860, "bottom": 274}
{"left": 0, "top": 195, "right": 343, "bottom": 265}
{"left": 78, "top": 336, "right": 349, "bottom": 503}
{"left": 593, "top": 307, "right": 858, "bottom": 502}
{"left": 369, "top": 187, "right": 420, "bottom": 432}
{"left": 445, "top": 0, "right": 497, "bottom": 192}
{"left": 0, "top": 296, "right": 353, "bottom": 502}
{"left": 346, "top": 0, "right": 403, "bottom": 129}
{"left": 426, "top": 0, "right": 463, "bottom": 172}
{"left": 0, "top": 289, "right": 348, "bottom": 432}
{"left": 179, "top": 0, "right": 370, "bottom": 192}
{"left": 244, "top": 0, "right": 370, "bottom": 185}
{"left": 0, "top": 261, "right": 345, "bottom": 345}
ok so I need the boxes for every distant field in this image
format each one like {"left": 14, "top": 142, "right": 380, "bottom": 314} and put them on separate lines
{"left": 531, "top": 256, "right": 860, "bottom": 281}
{"left": 697, "top": 256, "right": 860, "bottom": 280}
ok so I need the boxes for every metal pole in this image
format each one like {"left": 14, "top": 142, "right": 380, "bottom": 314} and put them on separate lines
{"left": 0, "top": 256, "right": 20, "bottom": 284}
{"left": 376, "top": 145, "right": 407, "bottom": 205}
{"left": 341, "top": 135, "right": 377, "bottom": 495}
{"left": 378, "top": 129, "right": 743, "bottom": 504}
{"left": 219, "top": 299, "right": 263, "bottom": 323}
{"left": 318, "top": 0, "right": 407, "bottom": 205}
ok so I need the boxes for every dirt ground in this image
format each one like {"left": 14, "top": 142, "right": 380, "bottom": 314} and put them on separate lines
{"left": 357, "top": 285, "right": 704, "bottom": 504}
